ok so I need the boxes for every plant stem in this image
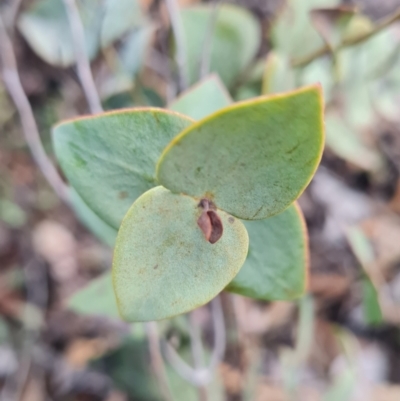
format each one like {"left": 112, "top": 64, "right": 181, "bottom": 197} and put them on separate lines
{"left": 165, "top": 0, "right": 188, "bottom": 91}
{"left": 199, "top": 0, "right": 223, "bottom": 80}
{"left": 162, "top": 335, "right": 208, "bottom": 386}
{"left": 162, "top": 296, "right": 226, "bottom": 391}
{"left": 188, "top": 311, "right": 208, "bottom": 401}
{"left": 0, "top": 16, "right": 70, "bottom": 204}
{"left": 209, "top": 296, "right": 226, "bottom": 372}
{"left": 62, "top": 0, "right": 103, "bottom": 114}
{"left": 145, "top": 322, "right": 174, "bottom": 401}
{"left": 292, "top": 8, "right": 400, "bottom": 68}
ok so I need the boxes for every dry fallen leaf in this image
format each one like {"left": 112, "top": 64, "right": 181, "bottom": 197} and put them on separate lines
{"left": 65, "top": 338, "right": 115, "bottom": 368}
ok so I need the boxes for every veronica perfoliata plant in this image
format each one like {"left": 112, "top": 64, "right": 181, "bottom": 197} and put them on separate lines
{"left": 53, "top": 84, "right": 324, "bottom": 322}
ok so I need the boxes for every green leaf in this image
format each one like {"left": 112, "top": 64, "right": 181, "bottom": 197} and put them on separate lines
{"left": 52, "top": 109, "right": 193, "bottom": 229}
{"left": 325, "top": 114, "right": 383, "bottom": 172}
{"left": 234, "top": 84, "right": 261, "bottom": 101}
{"left": 102, "top": 92, "right": 135, "bottom": 110}
{"left": 263, "top": 50, "right": 333, "bottom": 102}
{"left": 99, "top": 23, "right": 156, "bottom": 100}
{"left": 69, "top": 188, "right": 117, "bottom": 247}
{"left": 68, "top": 272, "right": 120, "bottom": 319}
{"left": 120, "top": 24, "right": 155, "bottom": 77}
{"left": 180, "top": 4, "right": 260, "bottom": 87}
{"left": 226, "top": 203, "right": 308, "bottom": 300}
{"left": 113, "top": 186, "right": 248, "bottom": 322}
{"left": 233, "top": 59, "right": 264, "bottom": 101}
{"left": 271, "top": 0, "right": 340, "bottom": 59}
{"left": 262, "top": 51, "right": 296, "bottom": 94}
{"left": 362, "top": 276, "right": 383, "bottom": 326}
{"left": 18, "top": 0, "right": 143, "bottom": 66}
{"left": 345, "top": 226, "right": 374, "bottom": 267}
{"left": 157, "top": 85, "right": 324, "bottom": 220}
{"left": 298, "top": 57, "right": 334, "bottom": 102}
{"left": 345, "top": 226, "right": 383, "bottom": 327}
{"left": 169, "top": 74, "right": 232, "bottom": 120}
{"left": 339, "top": 17, "right": 399, "bottom": 81}
{"left": 67, "top": 271, "right": 193, "bottom": 334}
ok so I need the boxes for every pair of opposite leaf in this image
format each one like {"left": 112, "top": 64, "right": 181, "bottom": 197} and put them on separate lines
{"left": 53, "top": 85, "right": 324, "bottom": 322}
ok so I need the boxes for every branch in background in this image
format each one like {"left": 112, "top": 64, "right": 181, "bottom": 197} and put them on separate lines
{"left": 162, "top": 335, "right": 208, "bottom": 386}
{"left": 62, "top": 0, "right": 103, "bottom": 114}
{"left": 145, "top": 322, "right": 174, "bottom": 401}
{"left": 162, "top": 296, "right": 226, "bottom": 389}
{"left": 188, "top": 311, "right": 208, "bottom": 401}
{"left": 292, "top": 8, "right": 400, "bottom": 68}
{"left": 165, "top": 0, "right": 188, "bottom": 91}
{"left": 208, "top": 296, "right": 226, "bottom": 372}
{"left": 0, "top": 16, "right": 70, "bottom": 204}
{"left": 199, "top": 0, "right": 222, "bottom": 80}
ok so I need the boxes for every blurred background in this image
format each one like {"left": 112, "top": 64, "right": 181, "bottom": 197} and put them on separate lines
{"left": 1, "top": 0, "right": 400, "bottom": 400}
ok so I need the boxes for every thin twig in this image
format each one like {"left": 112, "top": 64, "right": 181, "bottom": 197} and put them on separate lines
{"left": 292, "top": 8, "right": 400, "bottom": 68}
{"left": 162, "top": 296, "right": 226, "bottom": 388}
{"left": 62, "top": 0, "right": 103, "bottom": 113}
{"left": 208, "top": 296, "right": 226, "bottom": 371}
{"left": 188, "top": 312, "right": 206, "bottom": 369}
{"left": 165, "top": 0, "right": 188, "bottom": 91}
{"left": 162, "top": 335, "right": 210, "bottom": 386}
{"left": 199, "top": 0, "right": 222, "bottom": 80}
{"left": 0, "top": 16, "right": 70, "bottom": 204}
{"left": 145, "top": 322, "right": 174, "bottom": 401}
{"left": 188, "top": 311, "right": 208, "bottom": 401}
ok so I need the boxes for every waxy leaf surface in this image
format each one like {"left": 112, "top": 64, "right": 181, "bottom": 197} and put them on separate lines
{"left": 157, "top": 86, "right": 324, "bottom": 220}
{"left": 68, "top": 273, "right": 120, "bottom": 319}
{"left": 113, "top": 186, "right": 248, "bottom": 322}
{"left": 325, "top": 114, "right": 382, "bottom": 172}
{"left": 53, "top": 109, "right": 193, "bottom": 229}
{"left": 18, "top": 0, "right": 143, "bottom": 66}
{"left": 180, "top": 4, "right": 260, "bottom": 87}
{"left": 271, "top": 0, "right": 340, "bottom": 59}
{"left": 169, "top": 74, "right": 232, "bottom": 119}
{"left": 226, "top": 204, "right": 308, "bottom": 300}
{"left": 69, "top": 188, "right": 117, "bottom": 247}
{"left": 262, "top": 52, "right": 295, "bottom": 95}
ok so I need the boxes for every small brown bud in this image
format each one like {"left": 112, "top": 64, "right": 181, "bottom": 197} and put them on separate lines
{"left": 197, "top": 199, "right": 223, "bottom": 244}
